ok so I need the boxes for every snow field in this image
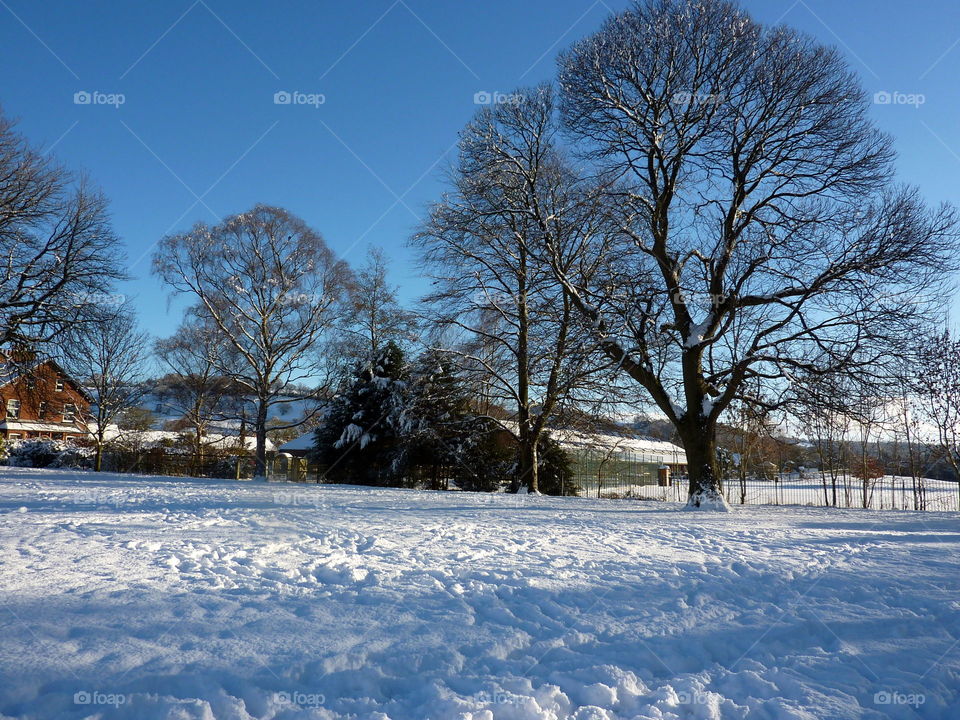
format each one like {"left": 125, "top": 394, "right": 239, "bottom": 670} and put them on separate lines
{"left": 0, "top": 467, "right": 957, "bottom": 719}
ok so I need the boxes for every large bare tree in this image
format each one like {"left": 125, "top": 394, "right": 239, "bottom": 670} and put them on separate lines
{"left": 547, "top": 0, "right": 959, "bottom": 507}
{"left": 153, "top": 205, "right": 352, "bottom": 476}
{"left": 414, "top": 88, "right": 617, "bottom": 493}
{"left": 0, "top": 111, "right": 124, "bottom": 351}
{"left": 62, "top": 303, "right": 150, "bottom": 471}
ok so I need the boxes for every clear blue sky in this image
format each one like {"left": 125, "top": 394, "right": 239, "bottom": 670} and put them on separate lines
{"left": 2, "top": 0, "right": 960, "bottom": 340}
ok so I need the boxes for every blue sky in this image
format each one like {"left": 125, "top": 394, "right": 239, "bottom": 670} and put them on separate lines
{"left": 2, "top": 0, "right": 960, "bottom": 340}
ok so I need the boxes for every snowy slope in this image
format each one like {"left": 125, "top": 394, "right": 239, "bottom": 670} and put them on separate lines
{"left": 0, "top": 468, "right": 957, "bottom": 720}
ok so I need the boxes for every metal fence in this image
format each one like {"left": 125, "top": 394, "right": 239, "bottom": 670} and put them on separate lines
{"left": 570, "top": 449, "right": 959, "bottom": 512}
{"left": 716, "top": 473, "right": 960, "bottom": 512}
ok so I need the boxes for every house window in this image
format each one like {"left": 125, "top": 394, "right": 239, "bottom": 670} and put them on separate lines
{"left": 63, "top": 404, "right": 76, "bottom": 423}
{"left": 38, "top": 401, "right": 47, "bottom": 418}
{"left": 51, "top": 432, "right": 63, "bottom": 440}
{"left": 55, "top": 378, "right": 64, "bottom": 392}
{"left": 5, "top": 399, "right": 20, "bottom": 419}
{"left": 7, "top": 433, "right": 21, "bottom": 440}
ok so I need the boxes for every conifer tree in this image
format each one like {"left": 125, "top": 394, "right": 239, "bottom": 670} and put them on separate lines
{"left": 313, "top": 342, "right": 409, "bottom": 485}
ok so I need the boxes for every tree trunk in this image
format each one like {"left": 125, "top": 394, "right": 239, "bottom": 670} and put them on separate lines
{"left": 194, "top": 422, "right": 204, "bottom": 468}
{"left": 94, "top": 443, "right": 103, "bottom": 472}
{"left": 513, "top": 241, "right": 537, "bottom": 495}
{"left": 254, "top": 400, "right": 268, "bottom": 479}
{"left": 236, "top": 410, "right": 247, "bottom": 481}
{"left": 680, "top": 421, "right": 728, "bottom": 510}
{"left": 517, "top": 433, "right": 540, "bottom": 494}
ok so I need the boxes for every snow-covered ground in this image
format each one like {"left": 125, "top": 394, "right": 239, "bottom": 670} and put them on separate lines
{"left": 0, "top": 468, "right": 957, "bottom": 720}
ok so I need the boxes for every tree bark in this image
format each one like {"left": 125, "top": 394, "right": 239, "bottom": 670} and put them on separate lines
{"left": 679, "top": 420, "right": 728, "bottom": 510}
{"left": 516, "top": 429, "right": 540, "bottom": 494}
{"left": 513, "top": 242, "right": 539, "bottom": 495}
{"left": 254, "top": 400, "right": 268, "bottom": 479}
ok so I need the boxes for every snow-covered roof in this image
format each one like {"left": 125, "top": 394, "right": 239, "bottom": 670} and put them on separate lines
{"left": 550, "top": 430, "right": 686, "bottom": 457}
{"left": 0, "top": 421, "right": 90, "bottom": 434}
{"left": 550, "top": 427, "right": 686, "bottom": 462}
{"left": 496, "top": 420, "right": 686, "bottom": 464}
{"left": 93, "top": 425, "right": 274, "bottom": 453}
{"left": 279, "top": 431, "right": 315, "bottom": 453}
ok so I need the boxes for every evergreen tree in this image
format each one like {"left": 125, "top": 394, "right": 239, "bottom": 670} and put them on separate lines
{"left": 452, "top": 416, "right": 515, "bottom": 493}
{"left": 402, "top": 350, "right": 473, "bottom": 489}
{"left": 312, "top": 342, "right": 409, "bottom": 486}
{"left": 535, "top": 434, "right": 579, "bottom": 496}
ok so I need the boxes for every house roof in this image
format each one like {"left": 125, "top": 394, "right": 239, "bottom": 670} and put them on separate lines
{"left": 497, "top": 420, "right": 687, "bottom": 463}
{"left": 549, "top": 427, "right": 687, "bottom": 463}
{"left": 0, "top": 357, "right": 94, "bottom": 403}
{"left": 92, "top": 424, "right": 275, "bottom": 453}
{"left": 0, "top": 421, "right": 91, "bottom": 434}
{"left": 279, "top": 431, "right": 315, "bottom": 453}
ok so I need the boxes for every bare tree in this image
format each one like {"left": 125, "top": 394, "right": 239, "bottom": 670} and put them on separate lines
{"left": 915, "top": 328, "right": 960, "bottom": 505}
{"left": 153, "top": 204, "right": 352, "bottom": 476}
{"left": 336, "top": 246, "right": 417, "bottom": 370}
{"left": 891, "top": 368, "right": 928, "bottom": 510}
{"left": 0, "top": 110, "right": 125, "bottom": 350}
{"left": 154, "top": 314, "right": 236, "bottom": 462}
{"left": 62, "top": 304, "right": 150, "bottom": 471}
{"left": 849, "top": 387, "right": 887, "bottom": 509}
{"left": 722, "top": 392, "right": 773, "bottom": 505}
{"left": 414, "top": 88, "right": 617, "bottom": 494}
{"left": 547, "top": 0, "right": 959, "bottom": 508}
{"left": 794, "top": 374, "right": 853, "bottom": 507}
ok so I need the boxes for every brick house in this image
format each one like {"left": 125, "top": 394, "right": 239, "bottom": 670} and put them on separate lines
{"left": 0, "top": 356, "right": 92, "bottom": 442}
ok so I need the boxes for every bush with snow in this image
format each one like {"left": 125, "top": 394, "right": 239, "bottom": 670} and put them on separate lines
{"left": 6, "top": 439, "right": 94, "bottom": 469}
